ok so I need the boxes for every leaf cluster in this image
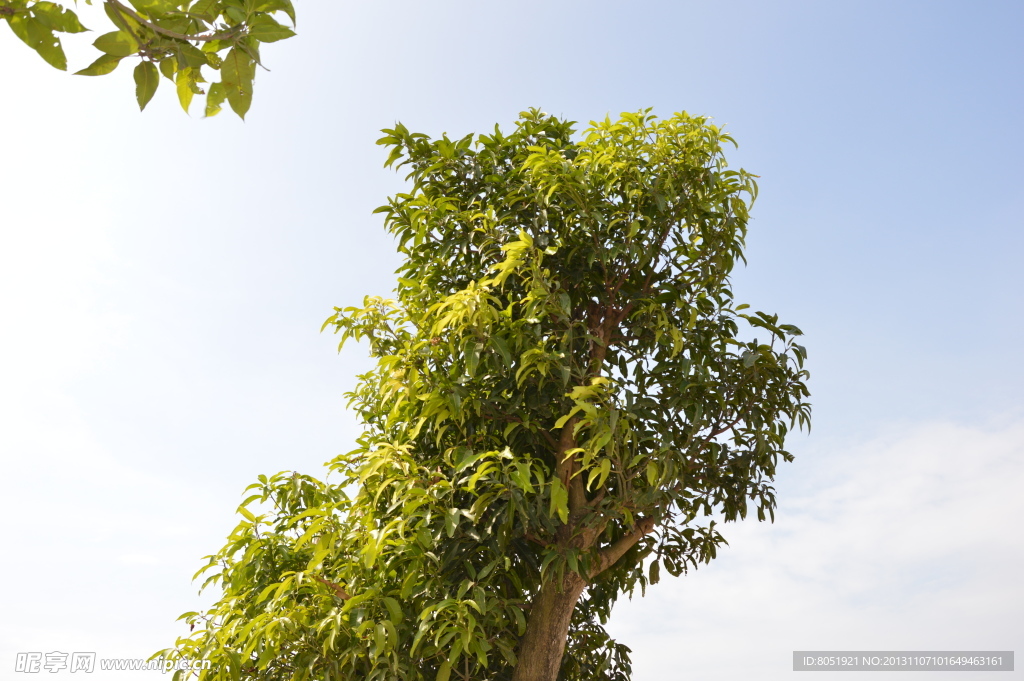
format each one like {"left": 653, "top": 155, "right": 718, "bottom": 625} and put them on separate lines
{"left": 1, "top": 0, "right": 296, "bottom": 117}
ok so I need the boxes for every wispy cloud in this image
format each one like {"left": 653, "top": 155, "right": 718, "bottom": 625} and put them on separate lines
{"left": 609, "top": 419, "right": 1024, "bottom": 680}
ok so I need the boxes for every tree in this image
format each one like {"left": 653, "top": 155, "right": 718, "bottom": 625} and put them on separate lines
{"left": 0, "top": 0, "right": 296, "bottom": 117}
{"left": 159, "top": 109, "right": 811, "bottom": 681}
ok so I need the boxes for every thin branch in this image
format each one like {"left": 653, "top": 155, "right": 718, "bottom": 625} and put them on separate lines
{"left": 309, "top": 574, "right": 351, "bottom": 600}
{"left": 708, "top": 393, "right": 759, "bottom": 438}
{"left": 589, "top": 218, "right": 672, "bottom": 373}
{"left": 523, "top": 530, "right": 549, "bottom": 547}
{"left": 539, "top": 428, "right": 559, "bottom": 451}
{"left": 103, "top": 0, "right": 143, "bottom": 48}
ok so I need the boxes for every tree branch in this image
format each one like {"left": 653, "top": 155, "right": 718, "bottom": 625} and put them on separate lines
{"left": 555, "top": 416, "right": 587, "bottom": 518}
{"left": 539, "top": 428, "right": 559, "bottom": 451}
{"left": 523, "top": 530, "right": 549, "bottom": 546}
{"left": 309, "top": 574, "right": 351, "bottom": 600}
{"left": 587, "top": 515, "right": 656, "bottom": 579}
{"left": 707, "top": 393, "right": 760, "bottom": 437}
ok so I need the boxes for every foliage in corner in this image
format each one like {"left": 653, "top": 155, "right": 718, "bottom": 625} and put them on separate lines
{"left": 157, "top": 110, "right": 811, "bottom": 681}
{"left": 1, "top": 0, "right": 296, "bottom": 117}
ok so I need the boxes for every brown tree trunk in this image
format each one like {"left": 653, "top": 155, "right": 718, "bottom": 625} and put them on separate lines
{"left": 511, "top": 573, "right": 586, "bottom": 681}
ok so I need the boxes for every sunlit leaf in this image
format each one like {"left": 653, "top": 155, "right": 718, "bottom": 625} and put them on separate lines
{"left": 75, "top": 53, "right": 122, "bottom": 76}
{"left": 133, "top": 60, "right": 159, "bottom": 110}
{"left": 9, "top": 16, "right": 67, "bottom": 70}
{"left": 93, "top": 30, "right": 137, "bottom": 57}
{"left": 248, "top": 14, "right": 295, "bottom": 42}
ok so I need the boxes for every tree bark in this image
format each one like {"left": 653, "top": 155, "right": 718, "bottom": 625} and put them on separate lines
{"left": 510, "top": 572, "right": 587, "bottom": 681}
{"left": 511, "top": 515, "right": 657, "bottom": 681}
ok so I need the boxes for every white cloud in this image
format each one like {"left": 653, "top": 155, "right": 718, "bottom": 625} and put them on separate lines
{"left": 608, "top": 419, "right": 1024, "bottom": 680}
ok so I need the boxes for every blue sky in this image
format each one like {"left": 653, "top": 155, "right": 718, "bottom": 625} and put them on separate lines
{"left": 1, "top": 1, "right": 1021, "bottom": 679}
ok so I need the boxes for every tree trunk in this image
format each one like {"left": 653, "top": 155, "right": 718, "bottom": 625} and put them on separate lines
{"left": 511, "top": 573, "right": 586, "bottom": 681}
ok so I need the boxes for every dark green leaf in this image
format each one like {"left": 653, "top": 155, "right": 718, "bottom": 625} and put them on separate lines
{"left": 649, "top": 559, "right": 660, "bottom": 585}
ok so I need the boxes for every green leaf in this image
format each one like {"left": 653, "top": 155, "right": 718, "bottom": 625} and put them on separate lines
{"left": 134, "top": 61, "right": 159, "bottom": 110}
{"left": 448, "top": 637, "right": 464, "bottom": 665}
{"left": 127, "top": 0, "right": 177, "bottom": 16}
{"left": 254, "top": 0, "right": 296, "bottom": 25}
{"left": 93, "top": 31, "right": 137, "bottom": 57}
{"left": 159, "top": 57, "right": 176, "bottom": 81}
{"left": 205, "top": 82, "right": 226, "bottom": 117}
{"left": 511, "top": 606, "right": 526, "bottom": 636}
{"left": 188, "top": 0, "right": 220, "bottom": 20}
{"left": 549, "top": 477, "right": 568, "bottom": 524}
{"left": 75, "top": 53, "right": 122, "bottom": 76}
{"left": 444, "top": 507, "right": 459, "bottom": 538}
{"left": 224, "top": 5, "right": 245, "bottom": 23}
{"left": 383, "top": 596, "right": 403, "bottom": 624}
{"left": 9, "top": 16, "right": 67, "bottom": 70}
{"left": 229, "top": 651, "right": 241, "bottom": 681}
{"left": 649, "top": 558, "right": 661, "bottom": 585}
{"left": 361, "top": 537, "right": 379, "bottom": 568}
{"left": 31, "top": 2, "right": 88, "bottom": 33}
{"left": 175, "top": 67, "right": 195, "bottom": 113}
{"left": 177, "top": 43, "right": 209, "bottom": 69}
{"left": 553, "top": 407, "right": 580, "bottom": 430}
{"left": 248, "top": 14, "right": 296, "bottom": 42}
{"left": 490, "top": 335, "right": 511, "bottom": 368}
{"left": 464, "top": 340, "right": 480, "bottom": 377}
{"left": 436, "top": 661, "right": 451, "bottom": 681}
{"left": 513, "top": 461, "right": 534, "bottom": 494}
{"left": 588, "top": 457, "right": 611, "bottom": 491}
{"left": 646, "top": 461, "right": 658, "bottom": 486}
{"left": 220, "top": 47, "right": 254, "bottom": 119}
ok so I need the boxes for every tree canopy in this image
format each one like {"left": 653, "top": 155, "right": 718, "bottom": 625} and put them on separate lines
{"left": 159, "top": 109, "right": 811, "bottom": 681}
{"left": 1, "top": 0, "right": 296, "bottom": 117}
